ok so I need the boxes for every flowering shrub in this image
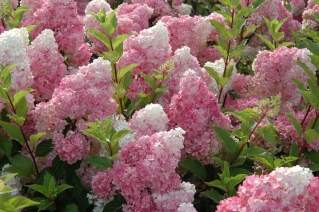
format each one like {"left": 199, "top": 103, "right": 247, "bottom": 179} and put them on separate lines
{"left": 1, "top": 0, "right": 319, "bottom": 211}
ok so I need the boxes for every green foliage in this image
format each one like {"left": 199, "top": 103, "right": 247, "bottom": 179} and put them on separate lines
{"left": 0, "top": 174, "right": 39, "bottom": 212}
{"left": 0, "top": 1, "right": 29, "bottom": 29}
{"left": 205, "top": 161, "right": 247, "bottom": 197}
{"left": 27, "top": 172, "right": 72, "bottom": 211}
{"left": 257, "top": 18, "right": 293, "bottom": 49}
{"left": 83, "top": 118, "right": 130, "bottom": 158}
{"left": 180, "top": 158, "right": 207, "bottom": 180}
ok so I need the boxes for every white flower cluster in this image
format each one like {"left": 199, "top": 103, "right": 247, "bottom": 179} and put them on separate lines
{"left": 152, "top": 181, "right": 196, "bottom": 211}
{"left": 271, "top": 165, "right": 313, "bottom": 197}
{"left": 29, "top": 29, "right": 58, "bottom": 51}
{"left": 129, "top": 103, "right": 169, "bottom": 137}
{"left": 139, "top": 22, "right": 170, "bottom": 50}
{"left": 0, "top": 28, "right": 33, "bottom": 90}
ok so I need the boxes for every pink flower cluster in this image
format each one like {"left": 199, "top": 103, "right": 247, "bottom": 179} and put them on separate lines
{"left": 247, "top": 0, "right": 300, "bottom": 39}
{"left": 28, "top": 29, "right": 66, "bottom": 101}
{"left": 160, "top": 13, "right": 224, "bottom": 64}
{"left": 168, "top": 72, "right": 230, "bottom": 162}
{"left": 217, "top": 166, "right": 319, "bottom": 212}
{"left": 228, "top": 47, "right": 315, "bottom": 111}
{"left": 302, "top": 0, "right": 319, "bottom": 29}
{"left": 21, "top": 0, "right": 91, "bottom": 66}
{"left": 118, "top": 22, "right": 172, "bottom": 98}
{"left": 33, "top": 58, "right": 117, "bottom": 164}
{"left": 92, "top": 128, "right": 197, "bottom": 211}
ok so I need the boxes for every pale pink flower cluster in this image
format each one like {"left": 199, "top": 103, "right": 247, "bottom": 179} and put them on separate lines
{"left": 131, "top": 0, "right": 174, "bottom": 17}
{"left": 34, "top": 58, "right": 117, "bottom": 164}
{"left": 217, "top": 166, "right": 319, "bottom": 212}
{"left": 0, "top": 28, "right": 33, "bottom": 91}
{"left": 160, "top": 13, "right": 223, "bottom": 64}
{"left": 117, "top": 3, "right": 154, "bottom": 35}
{"left": 118, "top": 22, "right": 172, "bottom": 98}
{"left": 161, "top": 46, "right": 211, "bottom": 109}
{"left": 21, "top": 0, "right": 91, "bottom": 66}
{"left": 92, "top": 128, "right": 196, "bottom": 211}
{"left": 228, "top": 47, "right": 315, "bottom": 111}
{"left": 84, "top": 1, "right": 153, "bottom": 53}
{"left": 129, "top": 103, "right": 169, "bottom": 138}
{"left": 28, "top": 29, "right": 66, "bottom": 101}
{"left": 302, "top": 0, "right": 319, "bottom": 29}
{"left": 168, "top": 72, "right": 230, "bottom": 162}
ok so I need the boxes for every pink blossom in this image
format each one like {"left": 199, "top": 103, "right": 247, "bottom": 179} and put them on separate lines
{"left": 129, "top": 103, "right": 168, "bottom": 138}
{"left": 21, "top": 0, "right": 91, "bottom": 66}
{"left": 131, "top": 0, "right": 172, "bottom": 17}
{"left": 34, "top": 58, "right": 116, "bottom": 164}
{"left": 92, "top": 128, "right": 192, "bottom": 211}
{"left": 247, "top": 0, "right": 300, "bottom": 39}
{"left": 247, "top": 47, "right": 314, "bottom": 109}
{"left": 53, "top": 132, "right": 90, "bottom": 164}
{"left": 217, "top": 166, "right": 319, "bottom": 212}
{"left": 118, "top": 22, "right": 172, "bottom": 99}
{"left": 117, "top": 3, "right": 153, "bottom": 35}
{"left": 28, "top": 29, "right": 66, "bottom": 101}
{"left": 168, "top": 72, "right": 230, "bottom": 162}
{"left": 302, "top": 0, "right": 319, "bottom": 29}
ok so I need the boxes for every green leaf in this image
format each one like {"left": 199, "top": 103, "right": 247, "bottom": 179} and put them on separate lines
{"left": 87, "top": 156, "right": 113, "bottom": 170}
{"left": 305, "top": 129, "right": 319, "bottom": 144}
{"left": 83, "top": 119, "right": 113, "bottom": 145}
{"left": 63, "top": 204, "right": 79, "bottom": 212}
{"left": 286, "top": 112, "right": 302, "bottom": 137}
{"left": 204, "top": 65, "right": 226, "bottom": 87}
{"left": 7, "top": 196, "right": 39, "bottom": 210}
{"left": 100, "top": 11, "right": 117, "bottom": 36}
{"left": 9, "top": 154, "right": 34, "bottom": 176}
{"left": 35, "top": 140, "right": 53, "bottom": 157}
{"left": 118, "top": 64, "right": 137, "bottom": 81}
{"left": 257, "top": 34, "right": 275, "bottom": 50}
{"left": 57, "top": 184, "right": 73, "bottom": 195}
{"left": 112, "top": 34, "right": 129, "bottom": 50}
{"left": 214, "top": 127, "right": 240, "bottom": 155}
{"left": 205, "top": 180, "right": 227, "bottom": 192}
{"left": 0, "top": 120, "right": 24, "bottom": 144}
{"left": 273, "top": 156, "right": 298, "bottom": 168}
{"left": 211, "top": 20, "right": 232, "bottom": 40}
{"left": 305, "top": 151, "right": 319, "bottom": 164}
{"left": 30, "top": 132, "right": 46, "bottom": 145}
{"left": 201, "top": 189, "right": 224, "bottom": 203}
{"left": 289, "top": 142, "right": 299, "bottom": 157}
{"left": 87, "top": 29, "right": 111, "bottom": 49}
{"left": 180, "top": 158, "right": 207, "bottom": 180}
{"left": 27, "top": 184, "right": 49, "bottom": 198}
{"left": 257, "top": 124, "right": 279, "bottom": 146}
